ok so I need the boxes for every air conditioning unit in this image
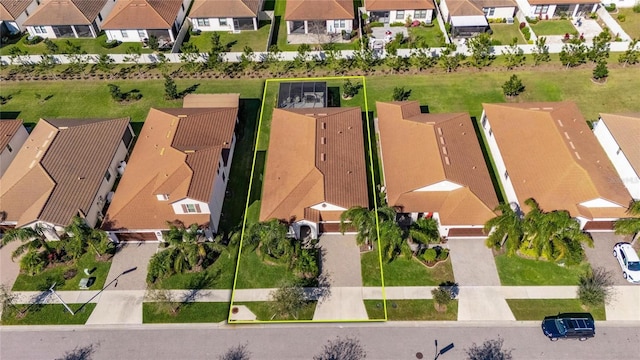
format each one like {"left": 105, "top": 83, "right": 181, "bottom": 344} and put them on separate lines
{"left": 506, "top": 18, "right": 514, "bottom": 24}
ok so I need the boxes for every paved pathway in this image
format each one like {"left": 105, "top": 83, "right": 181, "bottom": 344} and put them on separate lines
{"left": 104, "top": 242, "right": 158, "bottom": 290}
{"left": 0, "top": 241, "right": 21, "bottom": 288}
{"left": 448, "top": 238, "right": 501, "bottom": 286}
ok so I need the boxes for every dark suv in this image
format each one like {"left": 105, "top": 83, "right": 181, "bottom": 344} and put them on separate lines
{"left": 541, "top": 313, "right": 595, "bottom": 341}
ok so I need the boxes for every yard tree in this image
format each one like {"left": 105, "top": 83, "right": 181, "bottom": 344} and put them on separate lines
{"left": 8, "top": 47, "right": 30, "bottom": 67}
{"left": 292, "top": 241, "right": 320, "bottom": 279}
{"left": 379, "top": 220, "right": 410, "bottom": 262}
{"left": 324, "top": 46, "right": 345, "bottom": 75}
{"left": 439, "top": 43, "right": 464, "bottom": 72}
{"left": 431, "top": 286, "right": 453, "bottom": 312}
{"left": 466, "top": 338, "right": 513, "bottom": 360}
{"left": 385, "top": 47, "right": 408, "bottom": 73}
{"left": 559, "top": 42, "right": 587, "bottom": 69}
{"left": 592, "top": 60, "right": 609, "bottom": 80}
{"left": 1, "top": 224, "right": 51, "bottom": 264}
{"left": 36, "top": 53, "right": 58, "bottom": 78}
{"left": 145, "top": 285, "right": 182, "bottom": 315}
{"left": 293, "top": 43, "right": 313, "bottom": 73}
{"left": 578, "top": 267, "right": 614, "bottom": 307}
{"left": 63, "top": 216, "right": 113, "bottom": 260}
{"left": 467, "top": 32, "right": 494, "bottom": 68}
{"left": 154, "top": 52, "right": 170, "bottom": 75}
{"left": 94, "top": 54, "right": 115, "bottom": 76}
{"left": 342, "top": 79, "right": 360, "bottom": 99}
{"left": 238, "top": 46, "right": 255, "bottom": 72}
{"left": 124, "top": 45, "right": 143, "bottom": 76}
{"left": 340, "top": 206, "right": 378, "bottom": 245}
{"left": 206, "top": 33, "right": 225, "bottom": 71}
{"left": 43, "top": 38, "right": 59, "bottom": 53}
{"left": 64, "top": 40, "right": 88, "bottom": 76}
{"left": 614, "top": 200, "right": 640, "bottom": 241}
{"left": 313, "top": 336, "right": 367, "bottom": 360}
{"left": 408, "top": 217, "right": 440, "bottom": 245}
{"left": 502, "top": 74, "right": 525, "bottom": 97}
{"left": 502, "top": 39, "right": 525, "bottom": 69}
{"left": 392, "top": 86, "right": 411, "bottom": 101}
{"left": 148, "top": 35, "right": 159, "bottom": 51}
{"left": 219, "top": 343, "right": 251, "bottom": 360}
{"left": 180, "top": 42, "right": 201, "bottom": 74}
{"left": 588, "top": 30, "right": 611, "bottom": 63}
{"left": 618, "top": 39, "right": 639, "bottom": 67}
{"left": 484, "top": 203, "right": 524, "bottom": 256}
{"left": 532, "top": 36, "right": 551, "bottom": 65}
{"left": 269, "top": 280, "right": 307, "bottom": 319}
{"left": 352, "top": 47, "right": 378, "bottom": 73}
{"left": 410, "top": 46, "right": 436, "bottom": 70}
{"left": 243, "top": 219, "right": 294, "bottom": 263}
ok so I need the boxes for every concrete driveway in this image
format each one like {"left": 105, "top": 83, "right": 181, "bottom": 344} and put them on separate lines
{"left": 0, "top": 241, "right": 21, "bottom": 288}
{"left": 585, "top": 232, "right": 635, "bottom": 286}
{"left": 103, "top": 242, "right": 159, "bottom": 291}
{"left": 447, "top": 238, "right": 501, "bottom": 286}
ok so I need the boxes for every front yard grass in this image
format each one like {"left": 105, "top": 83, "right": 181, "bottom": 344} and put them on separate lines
{"left": 364, "top": 299, "right": 457, "bottom": 320}
{"left": 143, "top": 302, "right": 229, "bottom": 323}
{"left": 495, "top": 254, "right": 590, "bottom": 285}
{"left": 0, "top": 33, "right": 153, "bottom": 56}
{"left": 361, "top": 250, "right": 455, "bottom": 287}
{"left": 233, "top": 301, "right": 317, "bottom": 321}
{"left": 506, "top": 299, "right": 606, "bottom": 320}
{"left": 233, "top": 250, "right": 297, "bottom": 289}
{"left": 183, "top": 21, "right": 272, "bottom": 52}
{"left": 1, "top": 303, "right": 96, "bottom": 325}
{"left": 530, "top": 20, "right": 576, "bottom": 36}
{"left": 12, "top": 252, "right": 111, "bottom": 291}
{"left": 154, "top": 250, "right": 238, "bottom": 290}
{"left": 616, "top": 8, "right": 640, "bottom": 39}
{"left": 490, "top": 23, "right": 526, "bottom": 45}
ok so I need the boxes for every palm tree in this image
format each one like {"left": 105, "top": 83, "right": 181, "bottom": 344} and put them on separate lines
{"left": 408, "top": 217, "right": 440, "bottom": 246}
{"left": 163, "top": 222, "right": 220, "bottom": 273}
{"left": 615, "top": 200, "right": 640, "bottom": 241}
{"left": 63, "top": 216, "right": 113, "bottom": 259}
{"left": 484, "top": 202, "right": 523, "bottom": 255}
{"left": 379, "top": 221, "right": 410, "bottom": 262}
{"left": 1, "top": 224, "right": 51, "bottom": 261}
{"left": 340, "top": 206, "right": 377, "bottom": 245}
{"left": 243, "top": 219, "right": 292, "bottom": 263}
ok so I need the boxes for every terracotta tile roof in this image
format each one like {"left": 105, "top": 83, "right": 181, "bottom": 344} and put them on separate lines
{"left": 0, "top": 119, "right": 23, "bottom": 150}
{"left": 0, "top": 0, "right": 33, "bottom": 20}
{"left": 285, "top": 0, "right": 354, "bottom": 21}
{"left": 377, "top": 101, "right": 498, "bottom": 226}
{"left": 527, "top": 0, "right": 598, "bottom": 4}
{"left": 190, "top": 0, "right": 261, "bottom": 18}
{"left": 365, "top": 0, "right": 435, "bottom": 11}
{"left": 482, "top": 102, "right": 632, "bottom": 220}
{"left": 598, "top": 113, "right": 640, "bottom": 176}
{"left": 260, "top": 107, "right": 369, "bottom": 223}
{"left": 103, "top": 95, "right": 239, "bottom": 232}
{"left": 444, "top": 0, "right": 485, "bottom": 16}
{"left": 23, "top": 0, "right": 107, "bottom": 26}
{"left": 101, "top": 0, "right": 183, "bottom": 30}
{"left": 0, "top": 117, "right": 130, "bottom": 227}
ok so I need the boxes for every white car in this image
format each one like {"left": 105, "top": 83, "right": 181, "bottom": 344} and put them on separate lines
{"left": 613, "top": 242, "right": 640, "bottom": 284}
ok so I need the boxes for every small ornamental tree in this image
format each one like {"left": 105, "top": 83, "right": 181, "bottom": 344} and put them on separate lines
{"left": 164, "top": 75, "right": 179, "bottom": 100}
{"left": 592, "top": 60, "right": 609, "bottom": 81}
{"left": 342, "top": 79, "right": 360, "bottom": 99}
{"left": 618, "top": 39, "right": 639, "bottom": 67}
{"left": 466, "top": 338, "right": 513, "bottom": 360}
{"left": 314, "top": 337, "right": 367, "bottom": 360}
{"left": 431, "top": 286, "right": 453, "bottom": 312}
{"left": 269, "top": 281, "right": 307, "bottom": 320}
{"left": 532, "top": 36, "right": 551, "bottom": 65}
{"left": 148, "top": 35, "right": 159, "bottom": 51}
{"left": 392, "top": 86, "right": 411, "bottom": 101}
{"left": 578, "top": 267, "right": 614, "bottom": 307}
{"left": 502, "top": 74, "right": 525, "bottom": 97}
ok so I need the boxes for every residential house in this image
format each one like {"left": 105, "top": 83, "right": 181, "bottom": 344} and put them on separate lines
{"left": 0, "top": 119, "right": 28, "bottom": 177}
{"left": 0, "top": 0, "right": 40, "bottom": 34}
{"left": 440, "top": 0, "right": 517, "bottom": 37}
{"left": 23, "top": 0, "right": 116, "bottom": 38}
{"left": 480, "top": 102, "right": 632, "bottom": 231}
{"left": 593, "top": 113, "right": 640, "bottom": 200}
{"left": 285, "top": 0, "right": 354, "bottom": 36}
{"left": 101, "top": 0, "right": 192, "bottom": 43}
{"left": 364, "top": 0, "right": 435, "bottom": 25}
{"left": 377, "top": 101, "right": 499, "bottom": 238}
{"left": 0, "top": 117, "right": 133, "bottom": 239}
{"left": 515, "top": 0, "right": 598, "bottom": 19}
{"left": 260, "top": 107, "right": 369, "bottom": 240}
{"left": 190, "top": 0, "right": 263, "bottom": 32}
{"left": 102, "top": 94, "right": 240, "bottom": 242}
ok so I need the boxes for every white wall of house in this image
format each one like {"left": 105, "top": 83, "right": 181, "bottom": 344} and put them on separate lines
{"left": 310, "top": 202, "right": 347, "bottom": 211}
{"left": 3, "top": 0, "right": 39, "bottom": 32}
{"left": 593, "top": 120, "right": 640, "bottom": 199}
{"left": 368, "top": 9, "right": 434, "bottom": 24}
{"left": 105, "top": 29, "right": 173, "bottom": 42}
{"left": 176, "top": 0, "right": 192, "bottom": 28}
{"left": 286, "top": 19, "right": 353, "bottom": 34}
{"left": 207, "top": 134, "right": 237, "bottom": 233}
{"left": 22, "top": 220, "right": 63, "bottom": 240}
{"left": 26, "top": 25, "right": 53, "bottom": 38}
{"left": 291, "top": 219, "right": 318, "bottom": 239}
{"left": 95, "top": 0, "right": 117, "bottom": 29}
{"left": 414, "top": 180, "right": 463, "bottom": 192}
{"left": 518, "top": 2, "right": 597, "bottom": 18}
{"left": 485, "top": 6, "right": 517, "bottom": 19}
{"left": 440, "top": 0, "right": 452, "bottom": 21}
{"left": 171, "top": 198, "right": 211, "bottom": 215}
{"left": 191, "top": 17, "right": 258, "bottom": 32}
{"left": 0, "top": 125, "right": 28, "bottom": 177}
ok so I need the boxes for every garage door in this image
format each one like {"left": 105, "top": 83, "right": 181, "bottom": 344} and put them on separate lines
{"left": 583, "top": 221, "right": 615, "bottom": 231}
{"left": 447, "top": 228, "right": 487, "bottom": 238}
{"left": 319, "top": 222, "right": 342, "bottom": 233}
{"left": 116, "top": 232, "right": 159, "bottom": 242}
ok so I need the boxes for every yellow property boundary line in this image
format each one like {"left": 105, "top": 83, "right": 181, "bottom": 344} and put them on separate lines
{"left": 228, "top": 76, "right": 387, "bottom": 324}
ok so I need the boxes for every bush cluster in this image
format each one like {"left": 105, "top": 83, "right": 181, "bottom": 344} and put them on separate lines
{"left": 23, "top": 35, "right": 43, "bottom": 45}
{"left": 521, "top": 27, "right": 531, "bottom": 41}
{"left": 605, "top": 3, "right": 616, "bottom": 11}
{"left": 617, "top": 14, "right": 626, "bottom": 22}
{"left": 100, "top": 38, "right": 121, "bottom": 49}
{"left": 526, "top": 16, "right": 539, "bottom": 24}
{"left": 634, "top": 2, "right": 640, "bottom": 12}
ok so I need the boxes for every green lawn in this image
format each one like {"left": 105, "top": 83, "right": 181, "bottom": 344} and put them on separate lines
{"left": 143, "top": 302, "right": 229, "bottom": 323}
{"left": 0, "top": 33, "right": 154, "bottom": 56}
{"left": 183, "top": 21, "right": 272, "bottom": 53}
{"left": 506, "top": 299, "right": 606, "bottom": 320}
{"left": 495, "top": 254, "right": 590, "bottom": 285}
{"left": 364, "top": 299, "right": 458, "bottom": 320}
{"left": 361, "top": 250, "right": 455, "bottom": 287}
{"left": 530, "top": 20, "right": 576, "bottom": 36}
{"left": 154, "top": 250, "right": 238, "bottom": 290}
{"left": 233, "top": 250, "right": 297, "bottom": 289}
{"left": 12, "top": 252, "right": 111, "bottom": 291}
{"left": 407, "top": 20, "right": 446, "bottom": 47}
{"left": 490, "top": 23, "right": 526, "bottom": 45}
{"left": 616, "top": 8, "right": 640, "bottom": 39}
{"left": 1, "top": 303, "right": 96, "bottom": 325}
{"left": 233, "top": 301, "right": 317, "bottom": 321}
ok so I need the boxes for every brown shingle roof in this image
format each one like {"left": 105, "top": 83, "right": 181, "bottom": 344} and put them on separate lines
{"left": 0, "top": 0, "right": 33, "bottom": 20}
{"left": 598, "top": 113, "right": 640, "bottom": 176}
{"left": 23, "top": 0, "right": 107, "bottom": 26}
{"left": 0, "top": 119, "right": 23, "bottom": 150}
{"left": 0, "top": 117, "right": 130, "bottom": 227}
{"left": 190, "top": 0, "right": 261, "bottom": 18}
{"left": 377, "top": 101, "right": 498, "bottom": 226}
{"left": 482, "top": 102, "right": 632, "bottom": 219}
{"left": 260, "top": 107, "right": 369, "bottom": 223}
{"left": 527, "top": 0, "right": 598, "bottom": 4}
{"left": 103, "top": 95, "right": 239, "bottom": 232}
{"left": 366, "top": 0, "right": 435, "bottom": 11}
{"left": 285, "top": 0, "right": 354, "bottom": 21}
{"left": 101, "top": 0, "right": 183, "bottom": 30}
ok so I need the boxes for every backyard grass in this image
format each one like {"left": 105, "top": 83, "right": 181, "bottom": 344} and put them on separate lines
{"left": 143, "top": 302, "right": 229, "bottom": 323}
{"left": 233, "top": 301, "right": 317, "bottom": 321}
{"left": 233, "top": 250, "right": 297, "bottom": 289}
{"left": 407, "top": 20, "right": 446, "bottom": 47}
{"left": 506, "top": 299, "right": 606, "bottom": 320}
{"left": 530, "top": 20, "right": 576, "bottom": 36}
{"left": 361, "top": 250, "right": 455, "bottom": 287}
{"left": 364, "top": 300, "right": 458, "bottom": 320}
{"left": 495, "top": 254, "right": 590, "bottom": 285}
{"left": 616, "top": 8, "right": 640, "bottom": 39}
{"left": 183, "top": 21, "right": 272, "bottom": 53}
{"left": 1, "top": 303, "right": 96, "bottom": 325}
{"left": 0, "top": 33, "right": 154, "bottom": 56}
{"left": 490, "top": 23, "right": 526, "bottom": 45}
{"left": 12, "top": 252, "right": 111, "bottom": 291}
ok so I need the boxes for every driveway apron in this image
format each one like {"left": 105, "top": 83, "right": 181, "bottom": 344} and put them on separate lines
{"left": 585, "top": 232, "right": 634, "bottom": 286}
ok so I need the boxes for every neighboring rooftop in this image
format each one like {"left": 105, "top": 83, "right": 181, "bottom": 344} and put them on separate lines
{"left": 189, "top": 0, "right": 261, "bottom": 18}
{"left": 0, "top": 119, "right": 23, "bottom": 150}
{"left": 0, "top": 0, "right": 33, "bottom": 20}
{"left": 598, "top": 113, "right": 640, "bottom": 176}
{"left": 23, "top": 0, "right": 107, "bottom": 26}
{"left": 365, "top": 0, "right": 435, "bottom": 10}
{"left": 527, "top": 0, "right": 598, "bottom": 4}
{"left": 101, "top": 0, "right": 183, "bottom": 30}
{"left": 285, "top": 0, "right": 354, "bottom": 21}
{"left": 445, "top": 0, "right": 516, "bottom": 17}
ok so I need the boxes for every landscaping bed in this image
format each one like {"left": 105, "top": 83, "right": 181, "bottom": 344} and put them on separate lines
{"left": 495, "top": 254, "right": 590, "bottom": 285}
{"left": 143, "top": 302, "right": 229, "bottom": 323}
{"left": 506, "top": 299, "right": 606, "bottom": 320}
{"left": 1, "top": 303, "right": 96, "bottom": 325}
{"left": 364, "top": 299, "right": 457, "bottom": 320}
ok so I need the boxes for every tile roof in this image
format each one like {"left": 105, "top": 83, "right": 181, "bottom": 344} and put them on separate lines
{"left": 0, "top": 117, "right": 130, "bottom": 227}
{"left": 190, "top": 0, "right": 261, "bottom": 18}
{"left": 377, "top": 101, "right": 498, "bottom": 226}
{"left": 23, "top": 0, "right": 107, "bottom": 26}
{"left": 260, "top": 107, "right": 369, "bottom": 223}
{"left": 444, "top": 0, "right": 515, "bottom": 17}
{"left": 365, "top": 0, "right": 435, "bottom": 10}
{"left": 101, "top": 0, "right": 183, "bottom": 30}
{"left": 0, "top": 0, "right": 33, "bottom": 20}
{"left": 0, "top": 119, "right": 23, "bottom": 150}
{"left": 285, "top": 0, "right": 354, "bottom": 21}
{"left": 598, "top": 113, "right": 640, "bottom": 176}
{"left": 482, "top": 102, "right": 632, "bottom": 219}
{"left": 103, "top": 94, "right": 239, "bottom": 231}
{"left": 527, "top": 0, "right": 598, "bottom": 4}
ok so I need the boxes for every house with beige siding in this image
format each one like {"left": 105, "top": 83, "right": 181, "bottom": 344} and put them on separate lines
{"left": 515, "top": 0, "right": 598, "bottom": 19}
{"left": 365, "top": 0, "right": 435, "bottom": 25}
{"left": 0, "top": 0, "right": 40, "bottom": 34}
{"left": 23, "top": 0, "right": 116, "bottom": 38}
{"left": 0, "top": 119, "right": 28, "bottom": 177}
{"left": 440, "top": 0, "right": 517, "bottom": 37}
{"left": 190, "top": 0, "right": 263, "bottom": 32}
{"left": 285, "top": 0, "right": 354, "bottom": 36}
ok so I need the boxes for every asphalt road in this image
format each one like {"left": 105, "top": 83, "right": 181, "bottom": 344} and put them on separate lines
{"left": 1, "top": 322, "right": 639, "bottom": 360}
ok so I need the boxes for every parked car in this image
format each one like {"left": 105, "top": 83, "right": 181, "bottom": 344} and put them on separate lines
{"left": 613, "top": 242, "right": 640, "bottom": 284}
{"left": 541, "top": 313, "right": 595, "bottom": 341}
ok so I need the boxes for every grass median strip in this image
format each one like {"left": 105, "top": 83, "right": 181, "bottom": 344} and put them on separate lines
{"left": 364, "top": 300, "right": 457, "bottom": 321}
{"left": 233, "top": 301, "right": 317, "bottom": 321}
{"left": 1, "top": 303, "right": 96, "bottom": 325}
{"left": 506, "top": 299, "right": 606, "bottom": 321}
{"left": 143, "top": 302, "right": 230, "bottom": 323}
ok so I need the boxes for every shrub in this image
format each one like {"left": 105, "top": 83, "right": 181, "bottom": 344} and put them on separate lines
{"left": 634, "top": 2, "right": 640, "bottom": 13}
{"left": 422, "top": 248, "right": 437, "bottom": 262}
{"left": 490, "top": 39, "right": 502, "bottom": 46}
{"left": 23, "top": 35, "right": 43, "bottom": 45}
{"left": 369, "top": 21, "right": 384, "bottom": 28}
{"left": 589, "top": 12, "right": 598, "bottom": 19}
{"left": 422, "top": 22, "right": 435, "bottom": 27}
{"left": 502, "top": 74, "right": 525, "bottom": 96}
{"left": 436, "top": 248, "right": 449, "bottom": 261}
{"left": 100, "top": 38, "right": 121, "bottom": 49}
{"left": 617, "top": 14, "right": 626, "bottom": 22}
{"left": 389, "top": 21, "right": 405, "bottom": 27}
{"left": 578, "top": 267, "right": 614, "bottom": 307}
{"left": 605, "top": 3, "right": 616, "bottom": 11}
{"left": 519, "top": 22, "right": 526, "bottom": 29}
{"left": 342, "top": 79, "right": 360, "bottom": 98}
{"left": 526, "top": 16, "right": 539, "bottom": 24}
{"left": 521, "top": 27, "right": 531, "bottom": 41}
{"left": 593, "top": 61, "right": 609, "bottom": 80}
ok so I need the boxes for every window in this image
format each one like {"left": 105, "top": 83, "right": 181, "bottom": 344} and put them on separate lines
{"left": 219, "top": 18, "right": 228, "bottom": 26}
{"left": 138, "top": 30, "right": 146, "bottom": 38}
{"left": 504, "top": 170, "right": 509, "bottom": 179}
{"left": 489, "top": 129, "right": 493, "bottom": 137}
{"left": 157, "top": 194, "right": 169, "bottom": 201}
{"left": 616, "top": 147, "right": 622, "bottom": 155}
{"left": 483, "top": 7, "right": 495, "bottom": 17}
{"left": 6, "top": 144, "right": 12, "bottom": 152}
{"left": 98, "top": 13, "right": 102, "bottom": 22}
{"left": 396, "top": 10, "right": 405, "bottom": 20}
{"left": 197, "top": 18, "right": 210, "bottom": 26}
{"left": 222, "top": 172, "right": 226, "bottom": 181}
{"left": 122, "top": 127, "right": 133, "bottom": 148}
{"left": 534, "top": 5, "right": 549, "bottom": 14}
{"left": 414, "top": 10, "right": 427, "bottom": 19}
{"left": 104, "top": 170, "right": 111, "bottom": 182}
{"left": 25, "top": 10, "right": 29, "bottom": 16}
{"left": 121, "top": 30, "right": 128, "bottom": 38}
{"left": 34, "top": 26, "right": 46, "bottom": 34}
{"left": 481, "top": 117, "right": 487, "bottom": 128}
{"left": 183, "top": 204, "right": 201, "bottom": 213}
{"left": 181, "top": 3, "right": 184, "bottom": 11}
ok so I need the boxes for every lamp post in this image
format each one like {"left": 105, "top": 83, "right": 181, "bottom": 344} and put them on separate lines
{"left": 434, "top": 339, "right": 455, "bottom": 360}
{"left": 49, "top": 282, "right": 74, "bottom": 315}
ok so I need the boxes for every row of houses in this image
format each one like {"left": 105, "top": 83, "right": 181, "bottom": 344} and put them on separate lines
{"left": 0, "top": 91, "right": 638, "bottom": 242}
{"left": 0, "top": 0, "right": 608, "bottom": 44}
